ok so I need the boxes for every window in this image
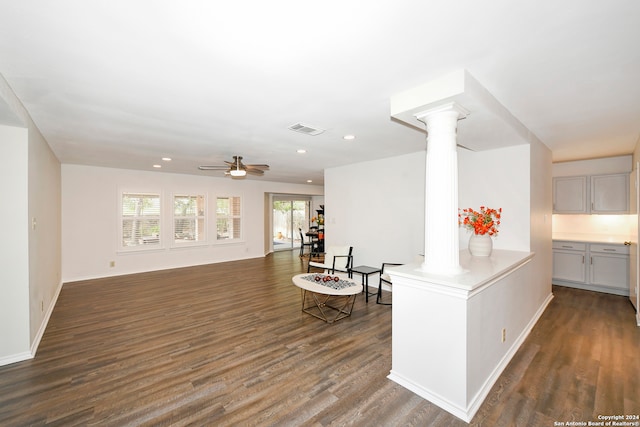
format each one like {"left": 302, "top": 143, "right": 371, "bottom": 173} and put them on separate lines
{"left": 121, "top": 193, "right": 161, "bottom": 248}
{"left": 216, "top": 196, "right": 241, "bottom": 240}
{"left": 173, "top": 194, "right": 206, "bottom": 244}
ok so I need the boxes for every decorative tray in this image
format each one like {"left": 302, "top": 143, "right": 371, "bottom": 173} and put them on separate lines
{"left": 300, "top": 274, "right": 357, "bottom": 290}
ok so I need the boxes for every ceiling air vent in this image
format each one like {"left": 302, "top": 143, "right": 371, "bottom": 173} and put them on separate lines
{"left": 288, "top": 122, "right": 325, "bottom": 136}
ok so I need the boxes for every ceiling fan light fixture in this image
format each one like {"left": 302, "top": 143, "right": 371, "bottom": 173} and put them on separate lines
{"left": 199, "top": 155, "right": 267, "bottom": 178}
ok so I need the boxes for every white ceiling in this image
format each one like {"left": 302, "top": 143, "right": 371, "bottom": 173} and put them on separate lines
{"left": 1, "top": 1, "right": 639, "bottom": 185}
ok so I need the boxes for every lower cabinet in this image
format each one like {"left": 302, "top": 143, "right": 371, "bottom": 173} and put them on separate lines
{"left": 552, "top": 240, "right": 629, "bottom": 296}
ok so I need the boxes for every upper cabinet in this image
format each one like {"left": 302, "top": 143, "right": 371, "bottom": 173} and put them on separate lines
{"left": 590, "top": 174, "right": 629, "bottom": 214}
{"left": 553, "top": 176, "right": 587, "bottom": 213}
{"left": 552, "top": 155, "right": 632, "bottom": 215}
{"left": 553, "top": 173, "right": 629, "bottom": 214}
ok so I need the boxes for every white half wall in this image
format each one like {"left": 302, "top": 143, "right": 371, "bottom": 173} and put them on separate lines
{"left": 324, "top": 139, "right": 553, "bottom": 422}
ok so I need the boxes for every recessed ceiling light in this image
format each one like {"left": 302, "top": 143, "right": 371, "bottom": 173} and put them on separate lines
{"left": 343, "top": 134, "right": 356, "bottom": 140}
{"left": 162, "top": 157, "right": 172, "bottom": 161}
{"left": 297, "top": 149, "right": 307, "bottom": 154}
{"left": 153, "top": 164, "right": 162, "bottom": 168}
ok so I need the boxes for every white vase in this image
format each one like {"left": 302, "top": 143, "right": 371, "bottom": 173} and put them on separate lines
{"left": 469, "top": 233, "right": 493, "bottom": 256}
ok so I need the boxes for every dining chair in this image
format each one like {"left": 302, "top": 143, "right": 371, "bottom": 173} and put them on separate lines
{"left": 298, "top": 228, "right": 313, "bottom": 257}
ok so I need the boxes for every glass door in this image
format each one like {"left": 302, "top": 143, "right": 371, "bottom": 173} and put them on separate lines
{"left": 272, "top": 198, "right": 310, "bottom": 251}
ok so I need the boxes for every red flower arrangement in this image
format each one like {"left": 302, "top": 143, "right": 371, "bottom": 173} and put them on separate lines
{"left": 459, "top": 206, "right": 502, "bottom": 236}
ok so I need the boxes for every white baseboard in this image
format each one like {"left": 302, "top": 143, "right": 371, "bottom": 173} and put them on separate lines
{"left": 388, "top": 370, "right": 471, "bottom": 422}
{"left": 30, "top": 280, "right": 64, "bottom": 358}
{"left": 0, "top": 281, "right": 64, "bottom": 367}
{"left": 0, "top": 351, "right": 33, "bottom": 367}
{"left": 552, "top": 280, "right": 628, "bottom": 297}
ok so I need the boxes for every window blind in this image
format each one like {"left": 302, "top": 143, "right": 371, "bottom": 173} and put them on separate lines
{"left": 174, "top": 194, "right": 205, "bottom": 243}
{"left": 122, "top": 193, "right": 161, "bottom": 247}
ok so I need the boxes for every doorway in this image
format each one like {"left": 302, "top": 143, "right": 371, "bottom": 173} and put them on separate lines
{"left": 272, "top": 198, "right": 310, "bottom": 252}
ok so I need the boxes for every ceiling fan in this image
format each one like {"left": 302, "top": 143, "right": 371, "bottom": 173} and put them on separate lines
{"left": 198, "top": 156, "right": 269, "bottom": 177}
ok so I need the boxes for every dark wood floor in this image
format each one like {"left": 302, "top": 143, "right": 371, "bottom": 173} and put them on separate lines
{"left": 0, "top": 251, "right": 638, "bottom": 426}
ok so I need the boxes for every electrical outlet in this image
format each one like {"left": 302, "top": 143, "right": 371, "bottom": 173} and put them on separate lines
{"left": 501, "top": 328, "right": 506, "bottom": 342}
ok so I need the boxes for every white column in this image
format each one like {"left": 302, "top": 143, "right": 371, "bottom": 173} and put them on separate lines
{"left": 416, "top": 102, "right": 468, "bottom": 275}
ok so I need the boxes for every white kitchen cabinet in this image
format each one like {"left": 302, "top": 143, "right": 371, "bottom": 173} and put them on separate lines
{"left": 591, "top": 174, "right": 629, "bottom": 213}
{"left": 589, "top": 244, "right": 629, "bottom": 292}
{"left": 552, "top": 173, "right": 629, "bottom": 214}
{"left": 553, "top": 176, "right": 588, "bottom": 213}
{"left": 552, "top": 242, "right": 586, "bottom": 283}
{"left": 552, "top": 240, "right": 629, "bottom": 296}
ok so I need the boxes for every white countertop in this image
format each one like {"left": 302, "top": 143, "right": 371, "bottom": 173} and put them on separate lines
{"left": 552, "top": 233, "right": 630, "bottom": 244}
{"left": 388, "top": 249, "right": 534, "bottom": 292}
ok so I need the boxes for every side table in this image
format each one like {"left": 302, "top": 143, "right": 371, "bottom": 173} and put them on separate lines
{"left": 349, "top": 265, "right": 381, "bottom": 303}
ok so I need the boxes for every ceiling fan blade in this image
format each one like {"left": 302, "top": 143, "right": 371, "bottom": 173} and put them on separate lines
{"left": 200, "top": 156, "right": 268, "bottom": 177}
{"left": 199, "top": 165, "right": 229, "bottom": 170}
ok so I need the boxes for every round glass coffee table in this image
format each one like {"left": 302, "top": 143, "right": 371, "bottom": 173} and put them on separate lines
{"left": 292, "top": 273, "right": 360, "bottom": 323}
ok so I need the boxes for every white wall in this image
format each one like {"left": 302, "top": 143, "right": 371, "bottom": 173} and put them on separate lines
{"left": 1, "top": 70, "right": 62, "bottom": 365}
{"left": 459, "top": 141, "right": 553, "bottom": 375}
{"left": 324, "top": 151, "right": 426, "bottom": 267}
{"left": 28, "top": 120, "right": 62, "bottom": 353}
{"left": 529, "top": 137, "right": 554, "bottom": 310}
{"left": 324, "top": 144, "right": 543, "bottom": 271}
{"left": 552, "top": 214, "right": 634, "bottom": 238}
{"left": 62, "top": 165, "right": 323, "bottom": 282}
{"left": 553, "top": 155, "right": 632, "bottom": 176}
{"left": 458, "top": 145, "right": 531, "bottom": 252}
{"left": 0, "top": 125, "right": 31, "bottom": 363}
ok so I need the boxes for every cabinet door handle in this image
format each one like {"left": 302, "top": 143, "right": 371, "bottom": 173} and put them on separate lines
{"left": 602, "top": 248, "right": 616, "bottom": 252}
{"left": 590, "top": 257, "right": 593, "bottom": 265}
{"left": 582, "top": 255, "right": 585, "bottom": 264}
{"left": 561, "top": 245, "right": 573, "bottom": 248}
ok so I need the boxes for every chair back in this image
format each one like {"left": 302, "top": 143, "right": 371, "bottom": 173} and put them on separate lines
{"left": 298, "top": 228, "right": 305, "bottom": 242}
{"left": 326, "top": 245, "right": 353, "bottom": 270}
